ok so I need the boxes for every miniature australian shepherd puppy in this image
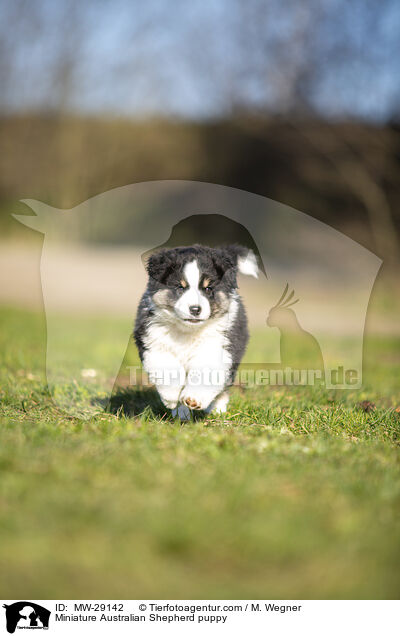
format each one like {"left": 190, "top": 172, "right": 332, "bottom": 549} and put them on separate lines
{"left": 134, "top": 244, "right": 258, "bottom": 419}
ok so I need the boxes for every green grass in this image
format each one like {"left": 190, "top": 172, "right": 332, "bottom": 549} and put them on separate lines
{"left": 0, "top": 306, "right": 399, "bottom": 599}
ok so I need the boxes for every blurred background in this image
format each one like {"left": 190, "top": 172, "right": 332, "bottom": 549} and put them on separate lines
{"left": 0, "top": 0, "right": 399, "bottom": 318}
{"left": 1, "top": 0, "right": 400, "bottom": 601}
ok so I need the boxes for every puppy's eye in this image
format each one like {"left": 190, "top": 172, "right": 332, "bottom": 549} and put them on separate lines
{"left": 202, "top": 278, "right": 212, "bottom": 294}
{"left": 178, "top": 281, "right": 187, "bottom": 290}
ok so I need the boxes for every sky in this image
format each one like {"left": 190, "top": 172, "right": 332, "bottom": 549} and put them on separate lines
{"left": 1, "top": 0, "right": 399, "bottom": 121}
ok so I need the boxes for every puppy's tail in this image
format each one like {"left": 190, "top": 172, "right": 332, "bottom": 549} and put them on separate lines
{"left": 225, "top": 245, "right": 260, "bottom": 279}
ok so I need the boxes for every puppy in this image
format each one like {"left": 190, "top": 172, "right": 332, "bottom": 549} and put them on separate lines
{"left": 134, "top": 244, "right": 258, "bottom": 419}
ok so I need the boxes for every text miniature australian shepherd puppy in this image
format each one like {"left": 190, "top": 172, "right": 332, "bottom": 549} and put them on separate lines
{"left": 134, "top": 244, "right": 258, "bottom": 420}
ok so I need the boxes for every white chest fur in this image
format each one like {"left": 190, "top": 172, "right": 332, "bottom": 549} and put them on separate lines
{"left": 141, "top": 298, "right": 238, "bottom": 411}
{"left": 143, "top": 304, "right": 234, "bottom": 369}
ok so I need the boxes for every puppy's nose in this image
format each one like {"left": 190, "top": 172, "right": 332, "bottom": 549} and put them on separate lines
{"left": 189, "top": 305, "right": 201, "bottom": 317}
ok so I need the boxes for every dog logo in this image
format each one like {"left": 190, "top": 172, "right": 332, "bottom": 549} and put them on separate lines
{"left": 2, "top": 602, "right": 50, "bottom": 633}
{"left": 13, "top": 180, "right": 382, "bottom": 416}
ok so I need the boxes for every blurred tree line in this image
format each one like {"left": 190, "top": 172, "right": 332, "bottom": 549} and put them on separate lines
{"left": 0, "top": 0, "right": 399, "bottom": 264}
{"left": 2, "top": 115, "right": 399, "bottom": 264}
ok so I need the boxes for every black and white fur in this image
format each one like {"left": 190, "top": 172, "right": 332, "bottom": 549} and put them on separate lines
{"left": 134, "top": 244, "right": 258, "bottom": 419}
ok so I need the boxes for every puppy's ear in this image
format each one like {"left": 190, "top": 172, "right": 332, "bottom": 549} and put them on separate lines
{"left": 211, "top": 248, "right": 237, "bottom": 279}
{"left": 223, "top": 245, "right": 259, "bottom": 278}
{"left": 146, "top": 249, "right": 174, "bottom": 283}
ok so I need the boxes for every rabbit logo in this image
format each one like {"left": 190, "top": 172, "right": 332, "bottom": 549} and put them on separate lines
{"left": 267, "top": 283, "right": 324, "bottom": 381}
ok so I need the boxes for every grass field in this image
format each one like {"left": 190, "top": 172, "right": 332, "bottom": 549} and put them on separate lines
{"left": 0, "top": 306, "right": 399, "bottom": 599}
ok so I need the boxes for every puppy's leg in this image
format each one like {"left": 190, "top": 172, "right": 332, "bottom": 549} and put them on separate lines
{"left": 143, "top": 350, "right": 185, "bottom": 409}
{"left": 180, "top": 347, "right": 231, "bottom": 411}
{"left": 180, "top": 370, "right": 225, "bottom": 411}
{"left": 205, "top": 391, "right": 230, "bottom": 415}
{"left": 171, "top": 404, "right": 192, "bottom": 421}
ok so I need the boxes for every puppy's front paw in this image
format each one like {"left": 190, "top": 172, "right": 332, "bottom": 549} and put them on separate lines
{"left": 180, "top": 387, "right": 217, "bottom": 411}
{"left": 182, "top": 396, "right": 203, "bottom": 410}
